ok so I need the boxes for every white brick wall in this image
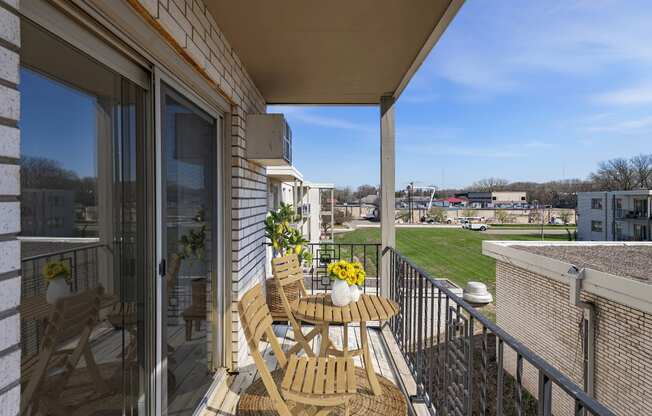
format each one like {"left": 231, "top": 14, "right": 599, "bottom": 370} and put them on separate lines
{"left": 0, "top": 0, "right": 21, "bottom": 414}
{"left": 132, "top": 0, "right": 268, "bottom": 369}
{"left": 496, "top": 261, "right": 652, "bottom": 416}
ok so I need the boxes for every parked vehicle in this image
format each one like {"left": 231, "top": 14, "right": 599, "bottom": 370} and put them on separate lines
{"left": 463, "top": 221, "right": 489, "bottom": 231}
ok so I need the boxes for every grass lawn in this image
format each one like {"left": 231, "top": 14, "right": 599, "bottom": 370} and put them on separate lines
{"left": 490, "top": 224, "right": 576, "bottom": 229}
{"left": 335, "top": 227, "right": 567, "bottom": 293}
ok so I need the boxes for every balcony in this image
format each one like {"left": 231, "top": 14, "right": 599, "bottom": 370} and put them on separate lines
{"left": 206, "top": 244, "right": 615, "bottom": 416}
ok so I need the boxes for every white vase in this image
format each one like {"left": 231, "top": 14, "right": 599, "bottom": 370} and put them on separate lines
{"left": 46, "top": 277, "right": 71, "bottom": 304}
{"left": 331, "top": 279, "right": 352, "bottom": 306}
{"left": 349, "top": 285, "right": 361, "bottom": 302}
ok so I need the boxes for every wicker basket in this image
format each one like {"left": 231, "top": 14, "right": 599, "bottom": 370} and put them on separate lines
{"left": 266, "top": 278, "right": 301, "bottom": 320}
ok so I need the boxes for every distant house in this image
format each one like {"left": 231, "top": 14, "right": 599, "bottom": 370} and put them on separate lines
{"left": 360, "top": 194, "right": 379, "bottom": 205}
{"left": 577, "top": 190, "right": 651, "bottom": 241}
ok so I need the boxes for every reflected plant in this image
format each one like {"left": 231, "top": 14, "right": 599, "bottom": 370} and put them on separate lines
{"left": 177, "top": 208, "right": 206, "bottom": 263}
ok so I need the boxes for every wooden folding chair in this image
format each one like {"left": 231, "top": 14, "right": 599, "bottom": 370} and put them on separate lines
{"left": 272, "top": 254, "right": 325, "bottom": 357}
{"left": 21, "top": 287, "right": 110, "bottom": 416}
{"left": 239, "top": 283, "right": 356, "bottom": 416}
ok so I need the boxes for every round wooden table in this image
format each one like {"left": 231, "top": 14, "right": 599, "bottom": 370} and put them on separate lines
{"left": 292, "top": 293, "right": 399, "bottom": 396}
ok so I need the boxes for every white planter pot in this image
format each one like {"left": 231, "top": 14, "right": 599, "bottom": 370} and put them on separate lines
{"left": 46, "top": 277, "right": 71, "bottom": 304}
{"left": 331, "top": 279, "right": 352, "bottom": 306}
{"left": 349, "top": 285, "right": 361, "bottom": 303}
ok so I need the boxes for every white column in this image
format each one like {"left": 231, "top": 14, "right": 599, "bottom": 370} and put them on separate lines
{"left": 330, "top": 188, "right": 334, "bottom": 241}
{"left": 380, "top": 96, "right": 396, "bottom": 295}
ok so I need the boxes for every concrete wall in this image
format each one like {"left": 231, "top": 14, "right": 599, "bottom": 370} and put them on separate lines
{"left": 0, "top": 1, "right": 20, "bottom": 414}
{"left": 306, "top": 187, "right": 322, "bottom": 243}
{"left": 496, "top": 261, "right": 652, "bottom": 416}
{"left": 577, "top": 192, "right": 612, "bottom": 241}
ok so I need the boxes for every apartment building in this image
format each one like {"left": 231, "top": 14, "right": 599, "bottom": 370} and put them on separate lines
{"left": 577, "top": 191, "right": 652, "bottom": 241}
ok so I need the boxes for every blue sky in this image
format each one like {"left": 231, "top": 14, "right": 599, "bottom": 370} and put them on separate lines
{"left": 21, "top": 68, "right": 97, "bottom": 177}
{"left": 270, "top": 1, "right": 652, "bottom": 189}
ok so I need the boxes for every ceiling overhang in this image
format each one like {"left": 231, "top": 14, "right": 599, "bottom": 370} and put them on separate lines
{"left": 206, "top": 0, "right": 463, "bottom": 104}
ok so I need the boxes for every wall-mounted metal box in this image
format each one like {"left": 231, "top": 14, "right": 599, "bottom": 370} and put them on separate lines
{"left": 246, "top": 113, "right": 292, "bottom": 166}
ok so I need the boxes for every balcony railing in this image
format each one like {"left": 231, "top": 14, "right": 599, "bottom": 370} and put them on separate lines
{"left": 20, "top": 241, "right": 104, "bottom": 357}
{"left": 304, "top": 243, "right": 381, "bottom": 295}
{"left": 385, "top": 247, "right": 615, "bottom": 416}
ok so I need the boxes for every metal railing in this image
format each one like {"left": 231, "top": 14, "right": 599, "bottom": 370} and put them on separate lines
{"left": 304, "top": 243, "right": 381, "bottom": 295}
{"left": 21, "top": 242, "right": 104, "bottom": 297}
{"left": 20, "top": 242, "right": 104, "bottom": 357}
{"left": 385, "top": 247, "right": 615, "bottom": 416}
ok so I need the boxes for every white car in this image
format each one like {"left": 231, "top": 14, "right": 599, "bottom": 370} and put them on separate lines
{"left": 463, "top": 222, "right": 489, "bottom": 231}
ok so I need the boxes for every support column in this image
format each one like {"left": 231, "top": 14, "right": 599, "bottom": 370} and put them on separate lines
{"left": 380, "top": 95, "right": 396, "bottom": 296}
{"left": 330, "top": 188, "right": 335, "bottom": 241}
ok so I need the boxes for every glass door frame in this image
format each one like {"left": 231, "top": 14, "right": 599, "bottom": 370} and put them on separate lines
{"left": 153, "top": 68, "right": 227, "bottom": 415}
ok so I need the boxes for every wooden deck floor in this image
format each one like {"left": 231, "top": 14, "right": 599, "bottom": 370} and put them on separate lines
{"left": 203, "top": 324, "right": 401, "bottom": 415}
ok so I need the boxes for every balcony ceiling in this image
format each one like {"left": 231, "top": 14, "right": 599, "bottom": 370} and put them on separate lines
{"left": 206, "top": 0, "right": 462, "bottom": 104}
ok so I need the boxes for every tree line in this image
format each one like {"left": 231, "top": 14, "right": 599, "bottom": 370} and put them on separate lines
{"left": 331, "top": 153, "right": 652, "bottom": 208}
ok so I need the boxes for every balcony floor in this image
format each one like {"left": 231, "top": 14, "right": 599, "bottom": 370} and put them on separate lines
{"left": 204, "top": 324, "right": 403, "bottom": 415}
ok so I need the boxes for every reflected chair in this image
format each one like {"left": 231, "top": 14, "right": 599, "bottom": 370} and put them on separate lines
{"left": 271, "top": 254, "right": 325, "bottom": 357}
{"left": 182, "top": 277, "right": 207, "bottom": 341}
{"left": 21, "top": 287, "right": 110, "bottom": 416}
{"left": 239, "top": 283, "right": 356, "bottom": 416}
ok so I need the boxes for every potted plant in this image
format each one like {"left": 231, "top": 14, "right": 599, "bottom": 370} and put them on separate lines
{"left": 264, "top": 202, "right": 312, "bottom": 263}
{"left": 327, "top": 260, "right": 365, "bottom": 306}
{"left": 43, "top": 260, "right": 72, "bottom": 303}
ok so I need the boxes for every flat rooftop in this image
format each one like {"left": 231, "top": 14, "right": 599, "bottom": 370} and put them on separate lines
{"left": 513, "top": 244, "right": 652, "bottom": 284}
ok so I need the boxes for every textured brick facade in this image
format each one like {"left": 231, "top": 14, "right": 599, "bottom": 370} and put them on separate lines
{"left": 0, "top": 1, "right": 20, "bottom": 415}
{"left": 131, "top": 0, "right": 269, "bottom": 368}
{"left": 496, "top": 261, "right": 652, "bottom": 416}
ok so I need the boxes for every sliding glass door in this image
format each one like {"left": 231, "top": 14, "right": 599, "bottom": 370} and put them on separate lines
{"left": 20, "top": 19, "right": 152, "bottom": 416}
{"left": 159, "top": 83, "right": 220, "bottom": 415}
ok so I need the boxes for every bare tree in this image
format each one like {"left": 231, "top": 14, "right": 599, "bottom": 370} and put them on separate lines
{"left": 467, "top": 177, "right": 509, "bottom": 192}
{"left": 631, "top": 154, "right": 652, "bottom": 189}
{"left": 333, "top": 187, "right": 353, "bottom": 203}
{"left": 590, "top": 158, "right": 637, "bottom": 190}
{"left": 353, "top": 184, "right": 377, "bottom": 200}
{"left": 21, "top": 156, "right": 79, "bottom": 190}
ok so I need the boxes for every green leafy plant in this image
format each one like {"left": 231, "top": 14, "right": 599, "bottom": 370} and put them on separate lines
{"left": 265, "top": 203, "right": 312, "bottom": 262}
{"left": 177, "top": 208, "right": 207, "bottom": 263}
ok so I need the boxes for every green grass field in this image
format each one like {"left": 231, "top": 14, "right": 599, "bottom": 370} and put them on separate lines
{"left": 335, "top": 228, "right": 567, "bottom": 293}
{"left": 490, "top": 224, "right": 576, "bottom": 229}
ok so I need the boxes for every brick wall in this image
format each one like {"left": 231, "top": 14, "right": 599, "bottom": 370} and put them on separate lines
{"left": 496, "top": 261, "right": 652, "bottom": 415}
{"left": 131, "top": 0, "right": 268, "bottom": 368}
{"left": 0, "top": 1, "right": 21, "bottom": 415}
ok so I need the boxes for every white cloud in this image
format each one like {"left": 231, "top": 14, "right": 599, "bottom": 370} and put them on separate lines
{"left": 270, "top": 106, "right": 375, "bottom": 133}
{"left": 584, "top": 115, "right": 652, "bottom": 133}
{"left": 523, "top": 140, "right": 555, "bottom": 149}
{"left": 424, "top": 1, "right": 652, "bottom": 96}
{"left": 592, "top": 84, "right": 652, "bottom": 106}
{"left": 400, "top": 143, "right": 524, "bottom": 159}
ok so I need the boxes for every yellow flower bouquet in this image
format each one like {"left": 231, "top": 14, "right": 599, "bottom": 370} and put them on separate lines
{"left": 43, "top": 260, "right": 71, "bottom": 283}
{"left": 328, "top": 260, "right": 365, "bottom": 306}
{"left": 327, "top": 260, "right": 365, "bottom": 286}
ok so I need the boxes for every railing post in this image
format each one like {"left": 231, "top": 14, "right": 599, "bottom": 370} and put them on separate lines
{"left": 416, "top": 269, "right": 424, "bottom": 397}
{"left": 497, "top": 339, "right": 504, "bottom": 416}
{"left": 538, "top": 371, "right": 552, "bottom": 416}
